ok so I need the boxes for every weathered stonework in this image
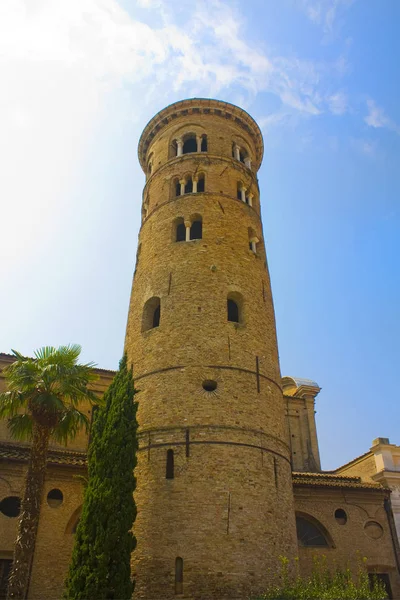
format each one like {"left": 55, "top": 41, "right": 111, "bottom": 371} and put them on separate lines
{"left": 125, "top": 98, "right": 297, "bottom": 599}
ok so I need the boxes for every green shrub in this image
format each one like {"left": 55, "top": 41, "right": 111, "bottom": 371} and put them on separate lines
{"left": 254, "top": 555, "right": 387, "bottom": 600}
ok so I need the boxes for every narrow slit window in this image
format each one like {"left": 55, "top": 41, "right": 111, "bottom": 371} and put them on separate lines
{"left": 166, "top": 449, "right": 174, "bottom": 479}
{"left": 175, "top": 557, "right": 183, "bottom": 594}
{"left": 190, "top": 220, "right": 202, "bottom": 240}
{"left": 227, "top": 299, "right": 239, "bottom": 323}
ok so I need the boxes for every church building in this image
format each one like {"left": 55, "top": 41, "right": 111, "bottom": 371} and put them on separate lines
{"left": 1, "top": 98, "right": 399, "bottom": 600}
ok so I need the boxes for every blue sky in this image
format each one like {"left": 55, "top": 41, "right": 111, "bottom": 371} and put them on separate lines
{"left": 1, "top": 0, "right": 399, "bottom": 470}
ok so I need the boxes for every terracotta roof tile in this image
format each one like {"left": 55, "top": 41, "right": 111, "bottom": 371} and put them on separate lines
{"left": 0, "top": 442, "right": 87, "bottom": 467}
{"left": 292, "top": 471, "right": 384, "bottom": 490}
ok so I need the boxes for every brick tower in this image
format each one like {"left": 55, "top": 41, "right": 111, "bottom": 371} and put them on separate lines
{"left": 125, "top": 98, "right": 297, "bottom": 599}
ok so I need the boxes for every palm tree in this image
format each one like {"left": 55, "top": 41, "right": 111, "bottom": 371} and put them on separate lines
{"left": 0, "top": 345, "right": 100, "bottom": 600}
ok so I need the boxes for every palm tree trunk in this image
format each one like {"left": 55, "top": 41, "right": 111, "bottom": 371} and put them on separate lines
{"left": 7, "top": 423, "right": 50, "bottom": 600}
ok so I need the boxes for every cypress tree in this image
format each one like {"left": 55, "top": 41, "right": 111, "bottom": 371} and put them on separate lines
{"left": 65, "top": 354, "right": 138, "bottom": 600}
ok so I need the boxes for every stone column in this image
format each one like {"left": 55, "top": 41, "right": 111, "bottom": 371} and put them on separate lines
{"left": 176, "top": 138, "right": 183, "bottom": 157}
{"left": 244, "top": 157, "right": 252, "bottom": 169}
{"left": 196, "top": 136, "right": 202, "bottom": 153}
{"left": 240, "top": 186, "right": 247, "bottom": 203}
{"left": 180, "top": 179, "right": 185, "bottom": 196}
{"left": 185, "top": 221, "right": 191, "bottom": 241}
{"left": 192, "top": 178, "right": 198, "bottom": 193}
{"left": 234, "top": 143, "right": 241, "bottom": 161}
{"left": 247, "top": 193, "right": 253, "bottom": 207}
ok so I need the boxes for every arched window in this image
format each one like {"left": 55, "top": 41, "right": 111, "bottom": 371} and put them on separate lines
{"left": 166, "top": 449, "right": 174, "bottom": 479}
{"left": 190, "top": 218, "right": 202, "bottom": 240}
{"left": 184, "top": 178, "right": 193, "bottom": 194}
{"left": 201, "top": 135, "right": 207, "bottom": 152}
{"left": 248, "top": 228, "right": 259, "bottom": 254}
{"left": 227, "top": 292, "right": 243, "bottom": 324}
{"left": 142, "top": 297, "right": 161, "bottom": 332}
{"left": 175, "top": 179, "right": 181, "bottom": 197}
{"left": 296, "top": 515, "right": 331, "bottom": 547}
{"left": 227, "top": 299, "right": 239, "bottom": 323}
{"left": 197, "top": 175, "right": 205, "bottom": 193}
{"left": 175, "top": 557, "right": 183, "bottom": 594}
{"left": 175, "top": 218, "right": 186, "bottom": 242}
{"left": 183, "top": 135, "right": 197, "bottom": 154}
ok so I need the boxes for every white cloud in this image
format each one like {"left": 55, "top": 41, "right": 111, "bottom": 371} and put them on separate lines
{"left": 297, "top": 0, "right": 355, "bottom": 33}
{"left": 327, "top": 91, "right": 347, "bottom": 115}
{"left": 364, "top": 99, "right": 400, "bottom": 134}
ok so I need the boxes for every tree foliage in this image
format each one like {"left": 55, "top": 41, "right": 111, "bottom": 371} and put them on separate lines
{"left": 0, "top": 345, "right": 99, "bottom": 600}
{"left": 64, "top": 354, "right": 138, "bottom": 600}
{"left": 255, "top": 555, "right": 388, "bottom": 600}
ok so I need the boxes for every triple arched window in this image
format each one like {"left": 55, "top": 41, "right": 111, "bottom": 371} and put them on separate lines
{"left": 173, "top": 133, "right": 208, "bottom": 156}
{"left": 174, "top": 174, "right": 205, "bottom": 197}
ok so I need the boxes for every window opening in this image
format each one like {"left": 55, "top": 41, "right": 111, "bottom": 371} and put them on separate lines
{"left": 334, "top": 508, "right": 347, "bottom": 525}
{"left": 197, "top": 177, "right": 205, "bottom": 193}
{"left": 201, "top": 136, "right": 207, "bottom": 152}
{"left": 368, "top": 574, "right": 392, "bottom": 599}
{"left": 202, "top": 380, "right": 217, "bottom": 392}
{"left": 190, "top": 220, "right": 202, "bottom": 240}
{"left": 296, "top": 516, "right": 329, "bottom": 547}
{"left": 227, "top": 299, "right": 239, "bottom": 323}
{"left": 175, "top": 557, "right": 183, "bottom": 595}
{"left": 47, "top": 489, "right": 63, "bottom": 508}
{"left": 152, "top": 305, "right": 160, "bottom": 328}
{"left": 176, "top": 223, "right": 186, "bottom": 242}
{"left": 183, "top": 137, "right": 197, "bottom": 154}
{"left": 184, "top": 179, "right": 193, "bottom": 194}
{"left": 142, "top": 297, "right": 161, "bottom": 332}
{"left": 175, "top": 181, "right": 181, "bottom": 197}
{"left": 0, "top": 559, "right": 12, "bottom": 600}
{"left": 166, "top": 449, "right": 174, "bottom": 479}
{"left": 0, "top": 496, "right": 21, "bottom": 518}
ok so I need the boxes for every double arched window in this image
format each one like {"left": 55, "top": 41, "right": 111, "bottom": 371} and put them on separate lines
{"left": 237, "top": 182, "right": 254, "bottom": 206}
{"left": 173, "top": 133, "right": 208, "bottom": 156}
{"left": 174, "top": 173, "right": 205, "bottom": 198}
{"left": 142, "top": 297, "right": 161, "bottom": 332}
{"left": 174, "top": 216, "right": 202, "bottom": 242}
{"left": 232, "top": 143, "right": 251, "bottom": 169}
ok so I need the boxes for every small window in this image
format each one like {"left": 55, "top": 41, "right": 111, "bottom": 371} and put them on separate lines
{"left": 0, "top": 496, "right": 21, "bottom": 518}
{"left": 175, "top": 181, "right": 181, "bottom": 197}
{"left": 334, "top": 508, "right": 347, "bottom": 525}
{"left": 197, "top": 176, "right": 205, "bottom": 193}
{"left": 190, "top": 220, "right": 202, "bottom": 240}
{"left": 176, "top": 221, "right": 186, "bottom": 242}
{"left": 166, "top": 449, "right": 174, "bottom": 479}
{"left": 227, "top": 299, "right": 239, "bottom": 323}
{"left": 175, "top": 557, "right": 183, "bottom": 595}
{"left": 183, "top": 136, "right": 197, "bottom": 154}
{"left": 296, "top": 516, "right": 329, "bottom": 547}
{"left": 201, "top": 135, "right": 207, "bottom": 152}
{"left": 184, "top": 178, "right": 193, "bottom": 194}
{"left": 237, "top": 184, "right": 242, "bottom": 200}
{"left": 0, "top": 559, "right": 12, "bottom": 600}
{"left": 202, "top": 380, "right": 217, "bottom": 392}
{"left": 368, "top": 573, "right": 393, "bottom": 599}
{"left": 47, "top": 489, "right": 63, "bottom": 508}
{"left": 142, "top": 297, "right": 161, "bottom": 332}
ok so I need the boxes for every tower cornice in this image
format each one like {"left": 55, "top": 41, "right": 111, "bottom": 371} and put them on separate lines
{"left": 138, "top": 98, "right": 264, "bottom": 172}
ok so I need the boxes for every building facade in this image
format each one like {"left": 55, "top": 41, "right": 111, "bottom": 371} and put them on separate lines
{"left": 1, "top": 99, "right": 400, "bottom": 600}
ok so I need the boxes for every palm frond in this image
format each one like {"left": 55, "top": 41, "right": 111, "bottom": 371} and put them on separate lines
{"left": 52, "top": 408, "right": 90, "bottom": 445}
{"left": 7, "top": 414, "right": 33, "bottom": 440}
{"left": 0, "top": 390, "right": 27, "bottom": 417}
{"left": 33, "top": 346, "right": 57, "bottom": 361}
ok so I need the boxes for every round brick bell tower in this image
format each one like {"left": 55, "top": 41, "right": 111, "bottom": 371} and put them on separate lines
{"left": 125, "top": 98, "right": 297, "bottom": 599}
